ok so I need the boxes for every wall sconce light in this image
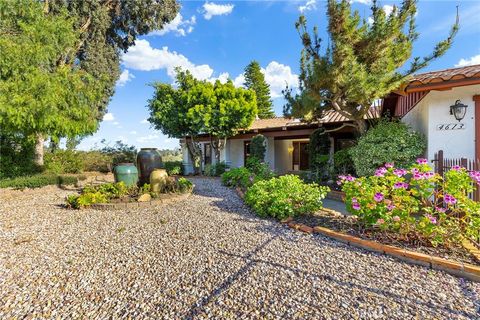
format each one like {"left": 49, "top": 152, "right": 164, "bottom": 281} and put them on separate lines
{"left": 449, "top": 100, "right": 468, "bottom": 122}
{"left": 287, "top": 145, "right": 294, "bottom": 154}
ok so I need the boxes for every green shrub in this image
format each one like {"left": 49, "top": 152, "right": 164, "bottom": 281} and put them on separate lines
{"left": 44, "top": 150, "right": 83, "bottom": 174}
{"left": 204, "top": 162, "right": 227, "bottom": 176}
{"left": 334, "top": 148, "right": 356, "bottom": 175}
{"left": 81, "top": 151, "right": 113, "bottom": 173}
{"left": 164, "top": 161, "right": 183, "bottom": 175}
{"left": 177, "top": 177, "right": 193, "bottom": 193}
{"left": 246, "top": 157, "right": 275, "bottom": 180}
{"left": 349, "top": 120, "right": 426, "bottom": 176}
{"left": 0, "top": 174, "right": 78, "bottom": 189}
{"left": 250, "top": 134, "right": 266, "bottom": 162}
{"left": 0, "top": 133, "right": 40, "bottom": 179}
{"left": 245, "top": 175, "right": 330, "bottom": 220}
{"left": 221, "top": 167, "right": 252, "bottom": 189}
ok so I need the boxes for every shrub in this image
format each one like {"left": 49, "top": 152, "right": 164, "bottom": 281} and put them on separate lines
{"left": 44, "top": 150, "right": 83, "bottom": 174}
{"left": 164, "top": 161, "right": 183, "bottom": 175}
{"left": 0, "top": 133, "right": 40, "bottom": 179}
{"left": 204, "top": 162, "right": 227, "bottom": 176}
{"left": 177, "top": 177, "right": 193, "bottom": 193}
{"left": 250, "top": 134, "right": 266, "bottom": 162}
{"left": 221, "top": 167, "right": 252, "bottom": 189}
{"left": 0, "top": 174, "right": 78, "bottom": 189}
{"left": 81, "top": 151, "right": 113, "bottom": 173}
{"left": 245, "top": 175, "right": 330, "bottom": 220}
{"left": 334, "top": 148, "right": 356, "bottom": 175}
{"left": 246, "top": 157, "right": 275, "bottom": 180}
{"left": 349, "top": 120, "right": 426, "bottom": 176}
{"left": 339, "top": 160, "right": 480, "bottom": 246}
{"left": 66, "top": 182, "right": 129, "bottom": 209}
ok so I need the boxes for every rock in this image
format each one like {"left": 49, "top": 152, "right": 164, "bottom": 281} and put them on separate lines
{"left": 137, "top": 193, "right": 151, "bottom": 202}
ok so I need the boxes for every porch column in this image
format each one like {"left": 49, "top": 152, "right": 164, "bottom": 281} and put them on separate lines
{"left": 474, "top": 95, "right": 480, "bottom": 161}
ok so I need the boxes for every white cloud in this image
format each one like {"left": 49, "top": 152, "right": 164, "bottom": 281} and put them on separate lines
{"left": 383, "top": 5, "right": 394, "bottom": 16}
{"left": 117, "top": 69, "right": 134, "bottom": 87}
{"left": 122, "top": 39, "right": 214, "bottom": 80}
{"left": 299, "top": 0, "right": 316, "bottom": 13}
{"left": 137, "top": 134, "right": 160, "bottom": 143}
{"left": 202, "top": 2, "right": 234, "bottom": 20}
{"left": 140, "top": 119, "right": 149, "bottom": 124}
{"left": 129, "top": 130, "right": 138, "bottom": 135}
{"left": 262, "top": 61, "right": 299, "bottom": 98}
{"left": 455, "top": 54, "right": 480, "bottom": 67}
{"left": 150, "top": 14, "right": 196, "bottom": 36}
{"left": 103, "top": 113, "right": 115, "bottom": 121}
{"left": 208, "top": 72, "right": 231, "bottom": 84}
{"left": 349, "top": 0, "right": 371, "bottom": 4}
{"left": 233, "top": 73, "right": 245, "bottom": 88}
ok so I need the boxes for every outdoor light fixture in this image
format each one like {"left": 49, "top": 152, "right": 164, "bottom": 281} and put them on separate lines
{"left": 449, "top": 100, "right": 468, "bottom": 122}
{"left": 287, "top": 145, "right": 294, "bottom": 154}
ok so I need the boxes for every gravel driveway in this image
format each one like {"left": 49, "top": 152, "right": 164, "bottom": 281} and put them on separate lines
{"left": 1, "top": 177, "right": 479, "bottom": 319}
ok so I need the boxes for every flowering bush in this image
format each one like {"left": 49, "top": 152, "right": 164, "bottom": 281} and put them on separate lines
{"left": 245, "top": 175, "right": 330, "bottom": 220}
{"left": 221, "top": 159, "right": 275, "bottom": 190}
{"left": 339, "top": 159, "right": 480, "bottom": 246}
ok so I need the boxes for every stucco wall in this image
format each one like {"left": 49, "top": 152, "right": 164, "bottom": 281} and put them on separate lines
{"left": 229, "top": 139, "right": 245, "bottom": 168}
{"left": 402, "top": 84, "right": 478, "bottom": 161}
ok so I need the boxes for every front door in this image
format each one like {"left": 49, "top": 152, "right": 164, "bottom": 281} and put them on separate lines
{"left": 292, "top": 141, "right": 309, "bottom": 171}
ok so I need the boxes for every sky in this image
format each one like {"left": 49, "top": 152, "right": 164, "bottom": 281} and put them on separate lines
{"left": 77, "top": 0, "right": 480, "bottom": 151}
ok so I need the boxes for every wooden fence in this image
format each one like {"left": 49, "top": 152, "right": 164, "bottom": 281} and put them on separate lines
{"left": 433, "top": 150, "right": 480, "bottom": 201}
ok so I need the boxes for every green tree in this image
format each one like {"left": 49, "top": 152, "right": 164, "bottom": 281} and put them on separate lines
{"left": 284, "top": 0, "right": 458, "bottom": 134}
{"left": 148, "top": 69, "right": 205, "bottom": 173}
{"left": 0, "top": 0, "right": 104, "bottom": 166}
{"left": 244, "top": 61, "right": 275, "bottom": 119}
{"left": 193, "top": 80, "right": 258, "bottom": 162}
{"left": 148, "top": 69, "right": 257, "bottom": 170}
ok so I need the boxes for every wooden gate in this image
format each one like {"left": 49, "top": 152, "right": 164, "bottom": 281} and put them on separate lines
{"left": 433, "top": 150, "right": 480, "bottom": 201}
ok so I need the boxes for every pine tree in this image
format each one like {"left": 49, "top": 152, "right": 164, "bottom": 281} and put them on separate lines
{"left": 284, "top": 0, "right": 459, "bottom": 134}
{"left": 244, "top": 61, "right": 275, "bottom": 119}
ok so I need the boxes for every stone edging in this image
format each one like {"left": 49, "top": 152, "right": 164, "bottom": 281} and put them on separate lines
{"left": 233, "top": 187, "right": 480, "bottom": 282}
{"left": 89, "top": 192, "right": 191, "bottom": 210}
{"left": 326, "top": 190, "right": 345, "bottom": 202}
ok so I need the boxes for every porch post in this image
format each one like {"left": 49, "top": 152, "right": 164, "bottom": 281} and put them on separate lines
{"left": 474, "top": 95, "right": 480, "bottom": 161}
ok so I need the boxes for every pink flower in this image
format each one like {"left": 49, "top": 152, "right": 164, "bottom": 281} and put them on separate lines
{"left": 413, "top": 173, "right": 423, "bottom": 180}
{"left": 424, "top": 172, "right": 435, "bottom": 179}
{"left": 376, "top": 218, "right": 385, "bottom": 225}
{"left": 424, "top": 214, "right": 437, "bottom": 224}
{"left": 393, "top": 182, "right": 409, "bottom": 189}
{"left": 393, "top": 169, "right": 407, "bottom": 177}
{"left": 393, "top": 215, "right": 400, "bottom": 222}
{"left": 416, "top": 158, "right": 428, "bottom": 165}
{"left": 452, "top": 165, "right": 462, "bottom": 171}
{"left": 444, "top": 194, "right": 457, "bottom": 205}
{"left": 435, "top": 206, "right": 446, "bottom": 213}
{"left": 352, "top": 197, "right": 358, "bottom": 203}
{"left": 385, "top": 162, "right": 394, "bottom": 168}
{"left": 387, "top": 204, "right": 395, "bottom": 211}
{"left": 352, "top": 202, "right": 361, "bottom": 210}
{"left": 375, "top": 167, "right": 387, "bottom": 177}
{"left": 374, "top": 192, "right": 384, "bottom": 202}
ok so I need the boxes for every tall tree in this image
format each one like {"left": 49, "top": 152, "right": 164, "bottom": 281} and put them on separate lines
{"left": 244, "top": 61, "right": 275, "bottom": 119}
{"left": 284, "top": 0, "right": 458, "bottom": 134}
{"left": 148, "top": 69, "right": 257, "bottom": 171}
{"left": 0, "top": 0, "right": 104, "bottom": 166}
{"left": 192, "top": 80, "right": 258, "bottom": 162}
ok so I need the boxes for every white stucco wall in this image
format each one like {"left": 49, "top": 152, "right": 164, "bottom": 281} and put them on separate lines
{"left": 274, "top": 140, "right": 292, "bottom": 174}
{"left": 402, "top": 84, "right": 478, "bottom": 162}
{"left": 229, "top": 139, "right": 245, "bottom": 168}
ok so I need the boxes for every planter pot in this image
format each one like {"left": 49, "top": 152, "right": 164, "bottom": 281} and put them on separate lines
{"left": 136, "top": 148, "right": 164, "bottom": 185}
{"left": 150, "top": 169, "right": 169, "bottom": 193}
{"left": 113, "top": 163, "right": 138, "bottom": 187}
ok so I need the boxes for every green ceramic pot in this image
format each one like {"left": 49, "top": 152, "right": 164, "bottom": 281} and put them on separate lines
{"left": 113, "top": 163, "right": 139, "bottom": 187}
{"left": 137, "top": 148, "right": 164, "bottom": 185}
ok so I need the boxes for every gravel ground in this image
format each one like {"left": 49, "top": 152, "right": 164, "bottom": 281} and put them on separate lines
{"left": 0, "top": 177, "right": 479, "bottom": 319}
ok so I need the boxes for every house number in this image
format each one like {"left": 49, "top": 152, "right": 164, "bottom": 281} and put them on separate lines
{"left": 436, "top": 123, "right": 465, "bottom": 131}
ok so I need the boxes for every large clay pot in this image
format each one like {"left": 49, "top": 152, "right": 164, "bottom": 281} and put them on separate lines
{"left": 113, "top": 163, "right": 138, "bottom": 187}
{"left": 137, "top": 148, "right": 163, "bottom": 185}
{"left": 150, "top": 169, "right": 169, "bottom": 193}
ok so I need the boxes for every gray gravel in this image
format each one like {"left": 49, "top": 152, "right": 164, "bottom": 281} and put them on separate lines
{"left": 1, "top": 177, "right": 479, "bottom": 319}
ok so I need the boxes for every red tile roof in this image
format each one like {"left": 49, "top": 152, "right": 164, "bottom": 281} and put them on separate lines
{"left": 408, "top": 64, "right": 480, "bottom": 86}
{"left": 247, "top": 107, "right": 381, "bottom": 131}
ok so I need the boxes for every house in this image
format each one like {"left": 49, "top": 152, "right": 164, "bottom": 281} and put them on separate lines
{"left": 384, "top": 64, "right": 480, "bottom": 162}
{"left": 181, "top": 108, "right": 380, "bottom": 175}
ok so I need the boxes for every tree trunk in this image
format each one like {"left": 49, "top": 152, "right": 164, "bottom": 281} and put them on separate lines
{"left": 354, "top": 119, "right": 368, "bottom": 136}
{"left": 186, "top": 136, "right": 201, "bottom": 174}
{"left": 34, "top": 134, "right": 45, "bottom": 167}
{"left": 210, "top": 137, "right": 222, "bottom": 164}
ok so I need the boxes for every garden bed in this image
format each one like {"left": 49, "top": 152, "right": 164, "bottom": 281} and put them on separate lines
{"left": 294, "top": 210, "right": 479, "bottom": 266}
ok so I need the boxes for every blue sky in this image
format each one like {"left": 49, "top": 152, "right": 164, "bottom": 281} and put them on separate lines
{"left": 77, "top": 0, "right": 480, "bottom": 151}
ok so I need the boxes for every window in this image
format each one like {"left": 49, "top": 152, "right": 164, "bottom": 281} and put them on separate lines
{"left": 204, "top": 143, "right": 212, "bottom": 165}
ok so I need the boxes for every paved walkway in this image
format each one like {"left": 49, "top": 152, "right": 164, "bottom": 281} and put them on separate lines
{"left": 323, "top": 198, "right": 349, "bottom": 215}
{"left": 0, "top": 178, "right": 479, "bottom": 319}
